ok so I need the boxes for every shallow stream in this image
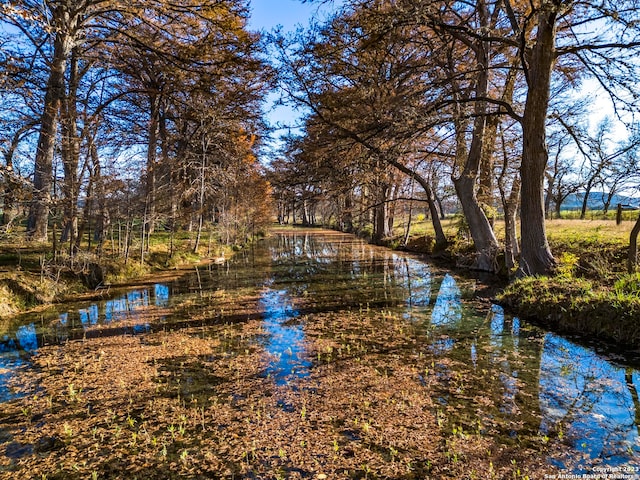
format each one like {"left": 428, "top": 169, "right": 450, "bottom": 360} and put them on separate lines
{"left": 2, "top": 230, "right": 640, "bottom": 474}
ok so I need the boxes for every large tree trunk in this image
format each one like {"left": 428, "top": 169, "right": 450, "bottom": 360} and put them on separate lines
{"left": 403, "top": 180, "right": 415, "bottom": 247}
{"left": 544, "top": 172, "right": 554, "bottom": 219}
{"left": 145, "top": 94, "right": 161, "bottom": 241}
{"left": 2, "top": 162, "right": 17, "bottom": 228}
{"left": 192, "top": 148, "right": 207, "bottom": 254}
{"left": 450, "top": 4, "right": 500, "bottom": 271}
{"left": 75, "top": 163, "right": 93, "bottom": 251}
{"left": 503, "top": 178, "right": 521, "bottom": 271}
{"left": 579, "top": 179, "right": 595, "bottom": 220}
{"left": 302, "top": 199, "right": 308, "bottom": 225}
{"left": 519, "top": 6, "right": 559, "bottom": 276}
{"left": 554, "top": 195, "right": 563, "bottom": 219}
{"left": 89, "top": 137, "right": 109, "bottom": 254}
{"left": 451, "top": 108, "right": 500, "bottom": 270}
{"left": 371, "top": 182, "right": 392, "bottom": 244}
{"left": 60, "top": 48, "right": 81, "bottom": 249}
{"left": 341, "top": 192, "right": 354, "bottom": 232}
{"left": 454, "top": 174, "right": 500, "bottom": 270}
{"left": 433, "top": 179, "right": 446, "bottom": 220}
{"left": 27, "top": 23, "right": 73, "bottom": 241}
{"left": 477, "top": 115, "right": 499, "bottom": 207}
{"left": 497, "top": 118, "right": 520, "bottom": 272}
{"left": 2, "top": 129, "right": 27, "bottom": 228}
{"left": 161, "top": 113, "right": 178, "bottom": 256}
{"left": 387, "top": 182, "right": 398, "bottom": 235}
{"left": 603, "top": 189, "right": 616, "bottom": 215}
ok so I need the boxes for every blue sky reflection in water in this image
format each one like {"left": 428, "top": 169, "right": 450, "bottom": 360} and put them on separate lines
{"left": 0, "top": 324, "right": 37, "bottom": 402}
{"left": 1, "top": 233, "right": 640, "bottom": 470}
{"left": 259, "top": 286, "right": 311, "bottom": 386}
{"left": 0, "top": 285, "right": 172, "bottom": 400}
{"left": 431, "top": 273, "right": 462, "bottom": 326}
{"left": 539, "top": 334, "right": 640, "bottom": 468}
{"left": 390, "top": 254, "right": 432, "bottom": 309}
{"left": 0, "top": 351, "right": 27, "bottom": 403}
{"left": 487, "top": 306, "right": 520, "bottom": 417}
{"left": 254, "top": 233, "right": 640, "bottom": 469}
{"left": 2, "top": 284, "right": 170, "bottom": 356}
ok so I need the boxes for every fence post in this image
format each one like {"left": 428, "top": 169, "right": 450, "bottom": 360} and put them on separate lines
{"left": 616, "top": 203, "right": 623, "bottom": 225}
{"left": 628, "top": 213, "right": 640, "bottom": 273}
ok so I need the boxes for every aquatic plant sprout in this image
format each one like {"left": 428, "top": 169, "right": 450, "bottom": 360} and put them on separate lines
{"left": 1, "top": 231, "right": 639, "bottom": 473}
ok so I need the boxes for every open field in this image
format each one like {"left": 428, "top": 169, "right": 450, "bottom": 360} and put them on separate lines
{"left": 396, "top": 215, "right": 635, "bottom": 246}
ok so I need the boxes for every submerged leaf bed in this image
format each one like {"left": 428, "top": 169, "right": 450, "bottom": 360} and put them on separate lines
{"left": 1, "top": 295, "right": 566, "bottom": 479}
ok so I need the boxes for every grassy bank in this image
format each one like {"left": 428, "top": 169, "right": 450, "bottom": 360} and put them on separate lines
{"left": 497, "top": 273, "right": 640, "bottom": 346}
{"left": 0, "top": 229, "right": 235, "bottom": 318}
{"left": 496, "top": 219, "right": 640, "bottom": 347}
{"left": 393, "top": 216, "right": 640, "bottom": 347}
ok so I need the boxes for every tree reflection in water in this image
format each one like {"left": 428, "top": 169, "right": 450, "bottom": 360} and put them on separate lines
{"left": 539, "top": 334, "right": 640, "bottom": 467}
{"left": 1, "top": 231, "right": 639, "bottom": 471}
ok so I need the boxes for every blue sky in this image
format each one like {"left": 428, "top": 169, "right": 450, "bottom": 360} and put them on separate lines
{"left": 248, "top": 0, "right": 323, "bottom": 32}
{"left": 248, "top": 1, "right": 340, "bottom": 147}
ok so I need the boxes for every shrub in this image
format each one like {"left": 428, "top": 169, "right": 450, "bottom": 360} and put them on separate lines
{"left": 103, "top": 259, "right": 150, "bottom": 284}
{"left": 613, "top": 273, "right": 640, "bottom": 297}
{"left": 0, "top": 284, "right": 20, "bottom": 316}
{"left": 556, "top": 252, "right": 579, "bottom": 277}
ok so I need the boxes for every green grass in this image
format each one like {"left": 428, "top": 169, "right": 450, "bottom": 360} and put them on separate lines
{"left": 394, "top": 215, "right": 635, "bottom": 244}
{"left": 497, "top": 274, "right": 640, "bottom": 346}
{"left": 0, "top": 224, "right": 232, "bottom": 315}
{"left": 394, "top": 215, "right": 633, "bottom": 272}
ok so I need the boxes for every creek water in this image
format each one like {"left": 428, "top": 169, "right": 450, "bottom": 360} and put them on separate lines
{"left": 1, "top": 229, "right": 640, "bottom": 472}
